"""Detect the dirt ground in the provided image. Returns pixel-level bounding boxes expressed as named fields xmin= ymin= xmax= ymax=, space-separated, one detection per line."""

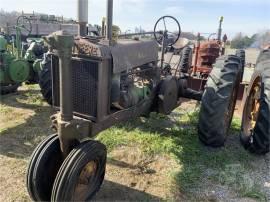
xmin=0 ymin=85 xmax=269 ymax=202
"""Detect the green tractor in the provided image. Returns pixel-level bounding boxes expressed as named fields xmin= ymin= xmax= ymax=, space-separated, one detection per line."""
xmin=0 ymin=34 xmax=27 ymax=94
xmin=0 ymin=16 xmax=46 ymax=94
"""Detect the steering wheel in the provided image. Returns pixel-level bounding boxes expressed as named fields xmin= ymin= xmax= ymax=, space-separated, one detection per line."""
xmin=208 ymin=33 xmax=216 ymax=41
xmin=154 ymin=15 xmax=181 ymax=46
xmin=16 ymin=15 xmax=32 ymax=36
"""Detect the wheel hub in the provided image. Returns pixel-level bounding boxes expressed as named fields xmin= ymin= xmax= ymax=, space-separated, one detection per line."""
xmin=242 ymin=76 xmax=261 ymax=136
xmin=74 ymin=160 xmax=98 ymax=200
xmin=249 ymin=83 xmax=261 ymax=131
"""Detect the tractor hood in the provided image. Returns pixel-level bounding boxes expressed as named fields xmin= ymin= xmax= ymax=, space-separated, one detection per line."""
xmin=73 ymin=37 xmax=159 ymax=73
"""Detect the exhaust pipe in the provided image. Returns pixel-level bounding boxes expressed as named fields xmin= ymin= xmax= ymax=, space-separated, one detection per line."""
xmin=77 ymin=0 xmax=88 ymax=36
xmin=106 ymin=0 xmax=113 ymax=45
xmin=217 ymin=16 xmax=223 ymax=42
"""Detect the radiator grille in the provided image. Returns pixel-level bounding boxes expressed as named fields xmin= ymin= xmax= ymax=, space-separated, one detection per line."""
xmin=51 ymin=56 xmax=99 ymax=119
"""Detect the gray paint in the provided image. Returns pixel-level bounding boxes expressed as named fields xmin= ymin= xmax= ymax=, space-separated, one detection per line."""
xmin=77 ymin=0 xmax=88 ymax=36
xmin=110 ymin=39 xmax=159 ymax=73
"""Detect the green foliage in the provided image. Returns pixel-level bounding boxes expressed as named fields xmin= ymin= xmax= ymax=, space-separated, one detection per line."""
xmin=230 ymin=33 xmax=256 ymax=49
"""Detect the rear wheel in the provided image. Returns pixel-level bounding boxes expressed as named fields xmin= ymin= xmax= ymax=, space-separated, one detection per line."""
xmin=39 ymin=59 xmax=52 ymax=105
xmin=198 ymin=55 xmax=241 ymax=147
xmin=0 ymin=83 xmax=20 ymax=95
xmin=179 ymin=46 xmax=192 ymax=73
xmin=236 ymin=49 xmax=245 ymax=81
xmin=240 ymin=59 xmax=270 ymax=154
xmin=256 ymin=48 xmax=270 ymax=65
xmin=26 ymin=64 xmax=39 ymax=84
xmin=51 ymin=140 xmax=107 ymax=201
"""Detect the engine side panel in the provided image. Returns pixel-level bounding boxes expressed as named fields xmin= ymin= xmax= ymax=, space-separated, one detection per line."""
xmin=111 ymin=40 xmax=159 ymax=73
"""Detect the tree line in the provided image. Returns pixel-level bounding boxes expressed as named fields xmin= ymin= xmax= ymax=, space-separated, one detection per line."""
xmin=230 ymin=31 xmax=270 ymax=49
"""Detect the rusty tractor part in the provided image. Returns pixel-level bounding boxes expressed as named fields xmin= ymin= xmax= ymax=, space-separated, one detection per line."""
xmin=191 ymin=17 xmax=225 ymax=78
xmin=26 ymin=0 xmax=184 ymax=199
xmin=188 ymin=35 xmax=246 ymax=105
xmin=240 ymin=56 xmax=270 ymax=154
xmin=185 ymin=17 xmax=249 ymax=105
xmin=192 ymin=39 xmax=221 ymax=76
xmin=198 ymin=55 xmax=241 ymax=147
xmin=186 ymin=17 xmax=228 ymax=96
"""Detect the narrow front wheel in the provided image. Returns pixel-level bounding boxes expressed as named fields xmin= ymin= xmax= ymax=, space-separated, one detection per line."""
xmin=51 ymin=140 xmax=107 ymax=201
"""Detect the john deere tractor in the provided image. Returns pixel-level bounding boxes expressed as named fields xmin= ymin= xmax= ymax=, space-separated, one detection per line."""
xmin=0 ymin=34 xmax=28 ymax=94
xmin=0 ymin=16 xmax=46 ymax=94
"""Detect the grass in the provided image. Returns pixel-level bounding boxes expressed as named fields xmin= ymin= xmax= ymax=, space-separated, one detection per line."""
xmin=0 ymin=84 xmax=268 ymax=201
xmin=97 ymin=107 xmax=267 ymax=200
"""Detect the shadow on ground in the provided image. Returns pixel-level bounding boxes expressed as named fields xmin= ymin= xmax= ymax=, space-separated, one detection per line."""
xmin=94 ymin=180 xmax=162 ymax=201
xmin=0 ymin=86 xmax=164 ymax=201
xmin=111 ymin=107 xmax=269 ymax=201
xmin=0 ymin=89 xmax=54 ymax=159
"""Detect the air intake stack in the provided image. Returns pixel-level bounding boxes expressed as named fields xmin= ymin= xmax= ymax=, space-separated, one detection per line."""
xmin=77 ymin=0 xmax=88 ymax=36
xmin=106 ymin=0 xmax=113 ymax=45
xmin=217 ymin=16 xmax=223 ymax=42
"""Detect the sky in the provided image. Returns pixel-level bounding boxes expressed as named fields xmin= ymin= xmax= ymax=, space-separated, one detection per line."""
xmin=0 ymin=0 xmax=269 ymax=38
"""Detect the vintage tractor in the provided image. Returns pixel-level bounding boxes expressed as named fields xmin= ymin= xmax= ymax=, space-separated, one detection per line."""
xmin=171 ymin=17 xmax=246 ymax=146
xmin=26 ymin=0 xmax=242 ymax=200
xmin=185 ymin=16 xmax=245 ymax=90
xmin=191 ymin=17 xmax=226 ymax=77
xmin=24 ymin=38 xmax=48 ymax=83
xmin=0 ymin=16 xmax=44 ymax=94
xmin=0 ymin=15 xmax=46 ymax=94
xmin=0 ymin=35 xmax=25 ymax=94
xmin=176 ymin=17 xmax=246 ymax=97
xmin=240 ymin=46 xmax=270 ymax=154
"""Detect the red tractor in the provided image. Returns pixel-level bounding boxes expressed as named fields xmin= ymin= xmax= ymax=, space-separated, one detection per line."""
xmin=176 ymin=17 xmax=246 ymax=101
xmin=185 ymin=17 xmax=226 ymax=83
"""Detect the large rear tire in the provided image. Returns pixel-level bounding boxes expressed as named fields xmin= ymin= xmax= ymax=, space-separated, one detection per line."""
xmin=179 ymin=46 xmax=192 ymax=73
xmin=26 ymin=64 xmax=39 ymax=84
xmin=51 ymin=140 xmax=107 ymax=201
xmin=236 ymin=49 xmax=245 ymax=81
xmin=256 ymin=48 xmax=270 ymax=65
xmin=240 ymin=59 xmax=270 ymax=154
xmin=198 ymin=55 xmax=241 ymax=147
xmin=39 ymin=59 xmax=52 ymax=105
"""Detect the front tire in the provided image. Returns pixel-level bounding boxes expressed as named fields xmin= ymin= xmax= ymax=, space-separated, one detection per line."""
xmin=198 ymin=55 xmax=241 ymax=147
xmin=26 ymin=134 xmax=61 ymax=201
xmin=51 ymin=140 xmax=107 ymax=201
